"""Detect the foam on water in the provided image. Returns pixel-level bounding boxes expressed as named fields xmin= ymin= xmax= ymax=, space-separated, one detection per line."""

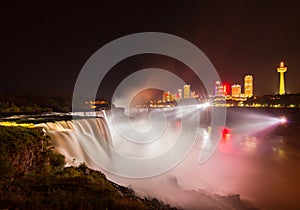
xmin=39 ymin=109 xmax=300 ymax=210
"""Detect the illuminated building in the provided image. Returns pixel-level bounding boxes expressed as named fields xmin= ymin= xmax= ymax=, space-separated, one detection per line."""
xmin=183 ymin=85 xmax=190 ymax=99
xmin=170 ymin=94 xmax=176 ymax=101
xmin=244 ymin=75 xmax=253 ymax=97
xmin=191 ymin=91 xmax=199 ymax=98
xmin=163 ymin=91 xmax=170 ymax=102
xmin=277 ymin=61 xmax=287 ymax=95
xmin=85 ymin=100 xmax=109 ymax=110
xmin=231 ymin=84 xmax=241 ymax=97
xmin=222 ymin=83 xmax=230 ymax=96
xmin=177 ymin=89 xmax=182 ymax=99
xmin=240 ymin=93 xmax=246 ymax=98
xmin=214 ymin=81 xmax=224 ymax=96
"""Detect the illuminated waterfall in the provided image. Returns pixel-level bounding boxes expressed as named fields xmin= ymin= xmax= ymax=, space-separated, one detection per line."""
xmin=36 ymin=109 xmax=300 ymax=210
xmin=39 ymin=117 xmax=112 ymax=167
xmin=37 ymin=106 xmax=211 ymax=178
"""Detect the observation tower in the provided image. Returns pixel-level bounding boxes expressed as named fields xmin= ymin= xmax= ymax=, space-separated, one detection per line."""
xmin=277 ymin=61 xmax=287 ymax=95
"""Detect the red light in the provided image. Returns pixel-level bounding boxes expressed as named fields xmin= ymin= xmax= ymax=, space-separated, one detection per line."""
xmin=222 ymin=127 xmax=230 ymax=136
xmin=222 ymin=83 xmax=230 ymax=95
xmin=221 ymin=127 xmax=231 ymax=142
xmin=219 ymin=127 xmax=234 ymax=153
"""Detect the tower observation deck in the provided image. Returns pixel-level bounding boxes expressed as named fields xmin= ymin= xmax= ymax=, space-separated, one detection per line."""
xmin=277 ymin=61 xmax=287 ymax=95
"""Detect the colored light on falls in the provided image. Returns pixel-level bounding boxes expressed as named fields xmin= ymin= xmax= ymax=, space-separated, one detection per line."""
xmin=35 ymin=108 xmax=300 ymax=210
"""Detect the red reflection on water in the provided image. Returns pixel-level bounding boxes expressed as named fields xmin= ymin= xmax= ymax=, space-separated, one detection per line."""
xmin=222 ymin=127 xmax=231 ymax=142
xmin=219 ymin=127 xmax=234 ymax=154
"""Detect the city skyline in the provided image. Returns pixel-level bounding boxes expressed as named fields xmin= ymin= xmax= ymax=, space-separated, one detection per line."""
xmin=157 ymin=73 xmax=253 ymax=102
xmin=153 ymin=62 xmax=287 ymax=104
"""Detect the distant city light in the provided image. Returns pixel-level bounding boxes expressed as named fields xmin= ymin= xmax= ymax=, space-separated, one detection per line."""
xmin=223 ymin=83 xmax=230 ymax=95
xmin=0 ymin=121 xmax=35 ymax=128
xmin=231 ymin=84 xmax=241 ymax=97
xmin=196 ymin=102 xmax=210 ymax=109
xmin=244 ymin=75 xmax=253 ymax=97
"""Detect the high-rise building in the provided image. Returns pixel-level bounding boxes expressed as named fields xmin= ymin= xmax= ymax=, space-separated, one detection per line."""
xmin=244 ymin=75 xmax=253 ymax=97
xmin=163 ymin=91 xmax=170 ymax=102
xmin=231 ymin=84 xmax=241 ymax=97
xmin=191 ymin=91 xmax=199 ymax=98
xmin=170 ymin=94 xmax=176 ymax=101
xmin=177 ymin=89 xmax=182 ymax=99
xmin=277 ymin=61 xmax=287 ymax=95
xmin=222 ymin=83 xmax=230 ymax=96
xmin=214 ymin=81 xmax=224 ymax=96
xmin=183 ymin=85 xmax=190 ymax=99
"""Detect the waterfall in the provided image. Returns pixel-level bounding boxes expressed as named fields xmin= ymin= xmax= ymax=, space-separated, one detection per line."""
xmin=37 ymin=107 xmax=208 ymax=178
xmin=36 ymin=109 xmax=300 ymax=209
xmin=35 ymin=101 xmax=225 ymax=179
xmin=39 ymin=117 xmax=112 ymax=168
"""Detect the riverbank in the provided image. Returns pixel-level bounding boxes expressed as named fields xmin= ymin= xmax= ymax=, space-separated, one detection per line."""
xmin=0 ymin=125 xmax=177 ymax=209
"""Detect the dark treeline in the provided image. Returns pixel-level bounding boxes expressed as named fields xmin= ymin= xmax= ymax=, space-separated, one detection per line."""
xmin=244 ymin=93 xmax=300 ymax=107
xmin=221 ymin=93 xmax=300 ymax=107
xmin=0 ymin=92 xmax=113 ymax=114
xmin=0 ymin=92 xmax=72 ymax=113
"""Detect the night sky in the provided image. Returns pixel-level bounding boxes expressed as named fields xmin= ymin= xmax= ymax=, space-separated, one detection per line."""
xmin=2 ymin=2 xmax=300 ymax=99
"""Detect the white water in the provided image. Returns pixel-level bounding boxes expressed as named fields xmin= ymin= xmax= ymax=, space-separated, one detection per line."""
xmin=40 ymin=118 xmax=112 ymax=167
xmin=39 ymin=115 xmax=236 ymax=209
xmin=38 ymin=111 xmax=300 ymax=210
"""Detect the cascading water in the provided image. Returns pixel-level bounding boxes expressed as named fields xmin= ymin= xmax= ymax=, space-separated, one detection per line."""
xmin=39 ymin=107 xmax=210 ymax=178
xmin=38 ymin=108 xmax=300 ymax=210
xmin=38 ymin=110 xmax=238 ymax=209
xmin=40 ymin=117 xmax=112 ymax=167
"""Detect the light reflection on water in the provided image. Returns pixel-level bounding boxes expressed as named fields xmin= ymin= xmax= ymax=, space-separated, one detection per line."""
xmin=22 ymin=108 xmax=300 ymax=210
xmin=106 ymin=113 xmax=300 ymax=210
xmin=208 ymin=126 xmax=300 ymax=210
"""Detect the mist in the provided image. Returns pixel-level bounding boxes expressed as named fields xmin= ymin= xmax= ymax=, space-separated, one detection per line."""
xmin=40 ymin=107 xmax=300 ymax=210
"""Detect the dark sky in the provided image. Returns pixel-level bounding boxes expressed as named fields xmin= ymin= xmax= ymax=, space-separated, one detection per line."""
xmin=1 ymin=1 xmax=300 ymax=99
